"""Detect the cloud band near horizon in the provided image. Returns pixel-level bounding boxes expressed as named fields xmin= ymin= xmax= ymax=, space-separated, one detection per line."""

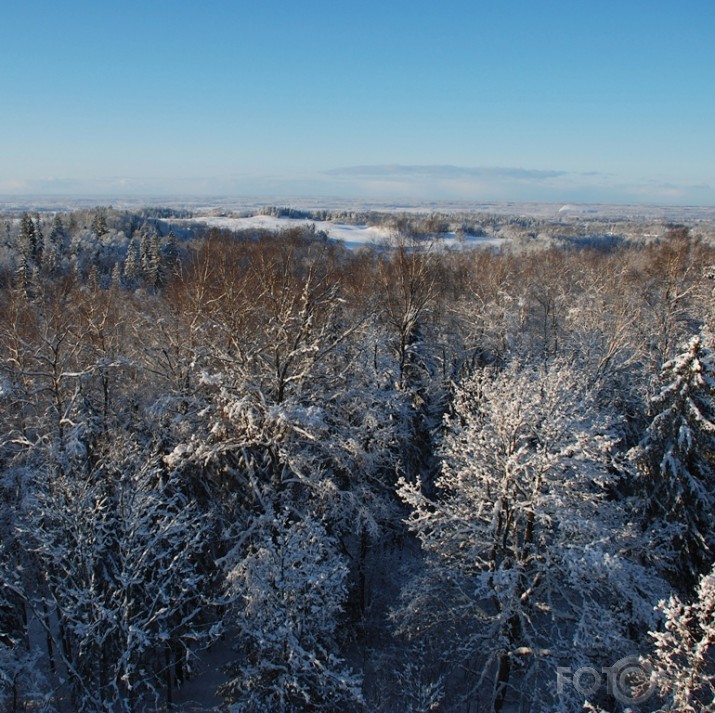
xmin=0 ymin=165 xmax=712 ymax=206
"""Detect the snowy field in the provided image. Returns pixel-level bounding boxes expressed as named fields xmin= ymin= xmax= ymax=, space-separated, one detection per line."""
xmin=182 ymin=214 xmax=507 ymax=250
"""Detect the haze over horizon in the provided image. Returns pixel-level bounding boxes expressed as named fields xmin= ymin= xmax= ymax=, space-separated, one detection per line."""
xmin=2 ymin=1 xmax=714 ymax=206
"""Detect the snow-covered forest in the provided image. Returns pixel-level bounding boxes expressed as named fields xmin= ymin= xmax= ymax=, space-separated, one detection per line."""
xmin=1 ymin=205 xmax=715 ymax=712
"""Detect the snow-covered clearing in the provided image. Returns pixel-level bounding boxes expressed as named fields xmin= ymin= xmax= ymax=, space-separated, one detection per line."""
xmin=181 ymin=214 xmax=506 ymax=250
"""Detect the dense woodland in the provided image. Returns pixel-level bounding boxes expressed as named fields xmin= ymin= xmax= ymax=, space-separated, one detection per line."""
xmin=1 ymin=207 xmax=715 ymax=712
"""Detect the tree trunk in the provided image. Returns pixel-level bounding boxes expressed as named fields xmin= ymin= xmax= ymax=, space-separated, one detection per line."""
xmin=165 ymin=644 xmax=173 ymax=708
xmin=358 ymin=529 xmax=368 ymax=616
xmin=40 ymin=600 xmax=55 ymax=675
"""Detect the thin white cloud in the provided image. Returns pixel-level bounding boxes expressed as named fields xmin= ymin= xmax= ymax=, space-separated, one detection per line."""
xmin=322 ymin=165 xmax=714 ymax=205
xmin=326 ymin=165 xmax=569 ymax=181
xmin=0 ymin=166 xmax=712 ymax=206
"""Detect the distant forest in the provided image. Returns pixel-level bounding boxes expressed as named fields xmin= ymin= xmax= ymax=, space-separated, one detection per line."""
xmin=1 ymin=207 xmax=715 ymax=712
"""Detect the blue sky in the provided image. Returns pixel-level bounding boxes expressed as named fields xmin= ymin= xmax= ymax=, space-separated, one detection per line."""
xmin=1 ymin=1 xmax=714 ymax=205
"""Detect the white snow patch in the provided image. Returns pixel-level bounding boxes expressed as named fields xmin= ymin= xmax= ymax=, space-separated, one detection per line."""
xmin=184 ymin=214 xmax=393 ymax=249
xmin=0 ymin=376 xmax=11 ymax=398
xmin=180 ymin=215 xmax=505 ymax=251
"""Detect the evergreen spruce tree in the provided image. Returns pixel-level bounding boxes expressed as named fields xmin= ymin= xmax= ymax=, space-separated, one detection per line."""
xmin=42 ymin=225 xmax=58 ymax=275
xmin=16 ymin=251 xmax=32 ymax=294
xmin=18 ymin=213 xmax=37 ymax=267
xmin=91 ymin=209 xmax=108 ymax=239
xmin=631 ymin=334 xmax=715 ymax=585
xmin=123 ymin=238 xmax=141 ymax=286
xmin=87 ymin=265 xmax=100 ymax=291
xmin=147 ymin=234 xmax=164 ymax=289
xmin=33 ymin=215 xmax=43 ymax=266
xmin=648 ymin=563 xmax=715 ymax=711
xmin=49 ymin=214 xmax=65 ymax=248
xmin=139 ymin=230 xmax=152 ymax=275
xmin=110 ymin=261 xmax=123 ymax=289
xmin=163 ymin=231 xmax=180 ymax=277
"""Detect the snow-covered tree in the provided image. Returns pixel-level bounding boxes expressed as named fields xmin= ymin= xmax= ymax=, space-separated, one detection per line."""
xmin=220 ymin=509 xmax=364 ymax=712
xmin=648 ymin=564 xmax=715 ymax=711
xmin=630 ymin=333 xmax=715 ymax=585
xmin=26 ymin=447 xmax=215 ymax=712
xmin=17 ymin=213 xmax=38 ymax=267
xmin=42 ymin=223 xmax=60 ymax=275
xmin=33 ymin=215 xmax=44 ymax=267
xmin=145 ymin=234 xmax=164 ymax=289
xmin=110 ymin=260 xmax=123 ymax=288
xmin=123 ymin=237 xmax=141 ymax=285
xmin=397 ymin=359 xmax=664 ymax=712
xmin=375 ymin=237 xmax=437 ymax=391
xmin=91 ymin=209 xmax=108 ymax=239
xmin=162 ymin=230 xmax=180 ymax=276
xmin=0 ymin=540 xmax=54 ymax=713
xmin=48 ymin=214 xmax=65 ymax=247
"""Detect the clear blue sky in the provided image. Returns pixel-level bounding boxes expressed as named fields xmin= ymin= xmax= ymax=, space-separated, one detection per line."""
xmin=2 ymin=0 xmax=714 ymax=205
